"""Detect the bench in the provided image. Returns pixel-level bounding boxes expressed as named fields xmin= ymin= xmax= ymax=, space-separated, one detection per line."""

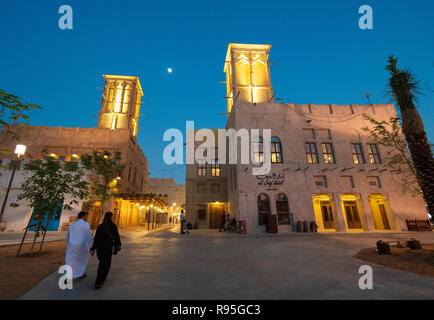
xmin=405 ymin=219 xmax=434 ymax=231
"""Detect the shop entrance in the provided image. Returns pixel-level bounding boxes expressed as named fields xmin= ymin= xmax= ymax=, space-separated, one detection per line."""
xmin=209 ymin=203 xmax=223 ymax=229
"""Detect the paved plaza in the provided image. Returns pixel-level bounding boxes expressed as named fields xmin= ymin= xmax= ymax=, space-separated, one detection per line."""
xmin=21 ymin=226 xmax=434 ymax=300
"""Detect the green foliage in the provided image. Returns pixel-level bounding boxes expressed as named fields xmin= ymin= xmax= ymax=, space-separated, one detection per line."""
xmin=80 ymin=150 xmax=125 ymax=206
xmin=361 ymin=114 xmax=420 ymax=196
xmin=10 ymin=155 xmax=89 ymax=230
xmin=0 ymin=89 xmax=41 ymax=146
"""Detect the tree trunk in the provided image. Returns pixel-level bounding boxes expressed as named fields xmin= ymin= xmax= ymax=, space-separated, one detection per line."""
xmin=401 ymin=108 xmax=434 ymax=215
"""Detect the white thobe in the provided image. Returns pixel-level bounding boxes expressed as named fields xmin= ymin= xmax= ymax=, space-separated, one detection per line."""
xmin=65 ymin=219 xmax=93 ymax=279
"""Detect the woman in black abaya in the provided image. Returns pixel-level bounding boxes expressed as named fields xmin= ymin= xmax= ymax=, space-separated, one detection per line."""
xmin=90 ymin=211 xmax=121 ymax=289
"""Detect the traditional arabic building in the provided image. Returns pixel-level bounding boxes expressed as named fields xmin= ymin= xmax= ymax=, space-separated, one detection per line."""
xmin=185 ymin=43 xmax=428 ymax=233
xmin=0 ymin=75 xmax=155 ymax=231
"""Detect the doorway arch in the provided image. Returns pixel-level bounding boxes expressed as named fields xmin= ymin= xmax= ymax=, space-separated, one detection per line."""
xmin=276 ymin=193 xmax=290 ymax=224
xmin=257 ymin=193 xmax=271 ymax=225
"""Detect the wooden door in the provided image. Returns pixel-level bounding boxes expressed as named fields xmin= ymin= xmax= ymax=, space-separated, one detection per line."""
xmin=344 ymin=201 xmax=362 ymax=229
xmin=379 ymin=204 xmax=390 ymax=230
xmin=320 ymin=201 xmax=335 ymax=229
xmin=209 ymin=205 xmax=222 ymax=229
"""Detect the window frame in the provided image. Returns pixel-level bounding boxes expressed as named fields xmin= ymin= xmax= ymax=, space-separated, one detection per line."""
xmin=211 ymin=159 xmax=220 ymax=177
xmin=271 ymin=137 xmax=283 ymax=163
xmin=351 ymin=143 xmax=365 ymax=164
xmin=321 ymin=143 xmax=335 ymax=164
xmin=305 ymin=142 xmax=319 ymax=164
xmin=367 ymin=143 xmax=382 ymax=164
xmin=197 ymin=160 xmax=207 ymax=177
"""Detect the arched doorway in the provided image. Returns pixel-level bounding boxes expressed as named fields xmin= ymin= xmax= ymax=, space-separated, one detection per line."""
xmin=276 ymin=193 xmax=290 ymax=224
xmin=257 ymin=193 xmax=271 ymax=225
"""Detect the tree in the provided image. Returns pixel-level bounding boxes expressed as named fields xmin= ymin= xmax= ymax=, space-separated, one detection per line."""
xmin=385 ymin=55 xmax=434 ymax=215
xmin=0 ymin=89 xmax=41 ymax=152
xmin=362 ymin=114 xmax=421 ymax=196
xmin=81 ymin=150 xmax=125 ymax=227
xmin=10 ymin=155 xmax=88 ymax=255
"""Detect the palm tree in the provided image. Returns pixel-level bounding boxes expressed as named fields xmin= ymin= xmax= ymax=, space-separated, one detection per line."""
xmin=386 ymin=55 xmax=434 ymax=217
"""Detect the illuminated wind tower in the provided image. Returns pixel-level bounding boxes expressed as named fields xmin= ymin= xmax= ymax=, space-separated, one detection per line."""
xmin=224 ymin=43 xmax=273 ymax=114
xmin=98 ymin=75 xmax=143 ymax=137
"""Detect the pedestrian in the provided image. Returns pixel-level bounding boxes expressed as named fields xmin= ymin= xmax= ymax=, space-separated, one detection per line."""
xmin=219 ymin=211 xmax=226 ymax=232
xmin=180 ymin=210 xmax=186 ymax=234
xmin=169 ymin=216 xmax=172 ymax=224
xmin=65 ymin=211 xmax=92 ymax=281
xmin=90 ymin=212 xmax=121 ymax=289
xmin=225 ymin=213 xmax=230 ymax=231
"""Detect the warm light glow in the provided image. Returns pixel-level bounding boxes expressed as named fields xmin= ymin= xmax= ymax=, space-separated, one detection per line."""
xmin=136 ymin=203 xmax=139 ymax=207
xmin=116 ymin=176 xmax=121 ymax=180
xmin=71 ymin=153 xmax=80 ymax=158
xmin=173 ymin=202 xmax=176 ymax=206
xmin=104 ymin=155 xmax=109 ymax=159
xmin=49 ymin=153 xmax=57 ymax=158
xmin=150 ymin=204 xmax=154 ymax=208
xmin=15 ymin=144 xmax=26 ymax=157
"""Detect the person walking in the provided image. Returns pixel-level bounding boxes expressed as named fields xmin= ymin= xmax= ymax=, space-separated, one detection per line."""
xmin=180 ymin=210 xmax=186 ymax=234
xmin=65 ymin=211 xmax=93 ymax=281
xmin=169 ymin=216 xmax=172 ymax=224
xmin=219 ymin=211 xmax=226 ymax=232
xmin=90 ymin=212 xmax=121 ymax=289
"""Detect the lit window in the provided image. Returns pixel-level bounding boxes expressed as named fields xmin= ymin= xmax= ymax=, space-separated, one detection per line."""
xmin=351 ymin=143 xmax=365 ymax=164
xmin=271 ymin=137 xmax=283 ymax=163
xmin=211 ymin=159 xmax=220 ymax=177
xmin=321 ymin=143 xmax=335 ymax=164
xmin=305 ymin=143 xmax=318 ymax=163
xmin=367 ymin=144 xmax=382 ymax=164
xmin=253 ymin=137 xmax=263 ymax=163
xmin=197 ymin=160 xmax=207 ymax=177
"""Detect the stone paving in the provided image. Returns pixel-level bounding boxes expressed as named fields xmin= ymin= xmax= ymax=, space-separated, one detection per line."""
xmin=21 ymin=226 xmax=434 ymax=300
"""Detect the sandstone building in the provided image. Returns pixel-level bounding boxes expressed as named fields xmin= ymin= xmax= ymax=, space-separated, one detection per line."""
xmin=185 ymin=43 xmax=428 ymax=233
xmin=0 ymin=75 xmax=154 ymax=231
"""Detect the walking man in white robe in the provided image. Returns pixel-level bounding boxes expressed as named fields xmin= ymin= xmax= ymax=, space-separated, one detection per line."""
xmin=65 ymin=211 xmax=93 ymax=280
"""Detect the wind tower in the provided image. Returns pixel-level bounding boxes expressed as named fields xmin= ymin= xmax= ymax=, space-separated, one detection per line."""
xmin=224 ymin=43 xmax=273 ymax=114
xmin=98 ymin=75 xmax=143 ymax=138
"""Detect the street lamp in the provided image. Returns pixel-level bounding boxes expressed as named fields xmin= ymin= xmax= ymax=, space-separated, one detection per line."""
xmin=0 ymin=144 xmax=26 ymax=226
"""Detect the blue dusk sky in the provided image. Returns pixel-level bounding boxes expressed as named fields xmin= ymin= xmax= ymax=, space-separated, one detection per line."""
xmin=0 ymin=0 xmax=433 ymax=184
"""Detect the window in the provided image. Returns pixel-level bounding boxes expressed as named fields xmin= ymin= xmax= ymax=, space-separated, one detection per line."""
xmin=305 ymin=143 xmax=318 ymax=163
xmin=351 ymin=143 xmax=365 ymax=164
xmin=211 ymin=183 xmax=221 ymax=193
xmin=340 ymin=176 xmax=355 ymax=188
xmin=252 ymin=137 xmax=263 ymax=163
xmin=271 ymin=137 xmax=283 ymax=163
xmin=198 ymin=208 xmax=206 ymax=220
xmin=257 ymin=193 xmax=271 ymax=225
xmin=303 ymin=128 xmax=315 ymax=140
xmin=367 ymin=144 xmax=381 ymax=164
xmin=276 ymin=193 xmax=290 ymax=225
xmin=368 ymin=176 xmax=382 ymax=188
xmin=211 ymin=159 xmax=220 ymax=177
xmin=197 ymin=161 xmax=207 ymax=176
xmin=196 ymin=183 xmax=207 ymax=193
xmin=314 ymin=176 xmax=328 ymax=188
xmin=321 ymin=143 xmax=335 ymax=164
